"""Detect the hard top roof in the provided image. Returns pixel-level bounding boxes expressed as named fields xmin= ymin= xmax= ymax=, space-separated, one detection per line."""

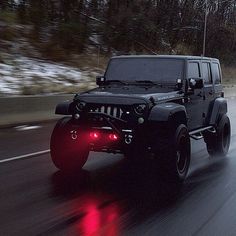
xmin=111 ymin=55 xmax=219 ymax=62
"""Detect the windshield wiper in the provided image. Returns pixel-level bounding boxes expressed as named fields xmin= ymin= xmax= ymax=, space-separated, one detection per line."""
xmin=107 ymin=80 xmax=128 ymax=85
xmin=135 ymin=80 xmax=161 ymax=86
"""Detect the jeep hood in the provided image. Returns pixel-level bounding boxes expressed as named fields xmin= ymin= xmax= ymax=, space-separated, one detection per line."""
xmin=75 ymin=86 xmax=183 ymax=105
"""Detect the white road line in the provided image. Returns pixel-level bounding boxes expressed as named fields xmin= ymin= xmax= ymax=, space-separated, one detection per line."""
xmin=0 ymin=150 xmax=50 ymax=164
xmin=14 ymin=125 xmax=42 ymax=131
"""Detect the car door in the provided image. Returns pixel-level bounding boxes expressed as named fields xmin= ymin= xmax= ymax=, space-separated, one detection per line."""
xmin=211 ymin=61 xmax=223 ymax=98
xmin=185 ymin=61 xmax=204 ymax=130
xmin=201 ymin=61 xmax=214 ymax=125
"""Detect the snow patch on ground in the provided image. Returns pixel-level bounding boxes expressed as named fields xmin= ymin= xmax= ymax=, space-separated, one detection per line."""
xmin=0 ymin=56 xmax=94 ymax=95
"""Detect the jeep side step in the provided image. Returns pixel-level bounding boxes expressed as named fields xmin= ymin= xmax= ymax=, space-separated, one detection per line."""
xmin=189 ymin=126 xmax=216 ymax=140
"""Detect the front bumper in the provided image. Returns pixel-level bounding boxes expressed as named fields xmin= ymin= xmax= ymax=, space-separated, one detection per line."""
xmin=85 ymin=112 xmax=135 ymax=153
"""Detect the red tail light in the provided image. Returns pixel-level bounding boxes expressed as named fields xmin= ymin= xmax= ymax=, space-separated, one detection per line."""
xmin=108 ymin=134 xmax=118 ymax=141
xmin=90 ymin=132 xmax=100 ymax=140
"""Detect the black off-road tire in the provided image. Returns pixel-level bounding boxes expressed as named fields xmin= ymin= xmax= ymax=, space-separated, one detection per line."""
xmin=204 ymin=115 xmax=231 ymax=157
xmin=157 ymin=124 xmax=191 ymax=183
xmin=50 ymin=117 xmax=89 ymax=173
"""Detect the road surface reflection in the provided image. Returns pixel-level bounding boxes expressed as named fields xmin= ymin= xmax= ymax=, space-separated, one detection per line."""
xmin=50 ymin=159 xmax=186 ymax=235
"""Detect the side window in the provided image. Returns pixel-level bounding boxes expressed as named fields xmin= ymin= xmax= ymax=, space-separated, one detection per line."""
xmin=202 ymin=62 xmax=212 ymax=84
xmin=188 ymin=62 xmax=200 ymax=78
xmin=212 ymin=63 xmax=221 ymax=84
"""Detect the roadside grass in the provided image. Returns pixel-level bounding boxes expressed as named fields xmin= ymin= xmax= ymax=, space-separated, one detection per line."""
xmin=20 ymin=73 xmax=97 ymax=95
xmin=222 ymin=65 xmax=236 ymax=86
xmin=0 ymin=11 xmax=17 ymax=24
xmin=69 ymin=53 xmax=109 ymax=71
xmin=17 ymin=52 xmax=107 ymax=95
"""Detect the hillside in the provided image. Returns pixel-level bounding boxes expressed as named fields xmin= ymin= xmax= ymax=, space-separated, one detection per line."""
xmin=0 ymin=1 xmax=236 ymax=95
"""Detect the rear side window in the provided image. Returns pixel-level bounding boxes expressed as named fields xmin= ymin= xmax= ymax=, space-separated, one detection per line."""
xmin=188 ymin=62 xmax=200 ymax=78
xmin=212 ymin=63 xmax=221 ymax=84
xmin=202 ymin=62 xmax=212 ymax=84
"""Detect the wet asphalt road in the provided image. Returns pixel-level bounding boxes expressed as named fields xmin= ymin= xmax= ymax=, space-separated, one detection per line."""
xmin=0 ymin=98 xmax=236 ymax=236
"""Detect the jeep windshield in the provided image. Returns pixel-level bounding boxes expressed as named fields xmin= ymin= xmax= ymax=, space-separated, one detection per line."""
xmin=105 ymin=57 xmax=184 ymax=84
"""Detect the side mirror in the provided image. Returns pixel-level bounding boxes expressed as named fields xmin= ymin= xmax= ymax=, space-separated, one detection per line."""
xmin=96 ymin=76 xmax=105 ymax=86
xmin=189 ymin=78 xmax=204 ymax=90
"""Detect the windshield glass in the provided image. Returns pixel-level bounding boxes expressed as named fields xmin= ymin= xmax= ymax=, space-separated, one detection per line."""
xmin=105 ymin=58 xmax=184 ymax=83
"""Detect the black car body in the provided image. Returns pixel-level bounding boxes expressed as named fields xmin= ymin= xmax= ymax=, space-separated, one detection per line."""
xmin=51 ymin=55 xmax=231 ymax=182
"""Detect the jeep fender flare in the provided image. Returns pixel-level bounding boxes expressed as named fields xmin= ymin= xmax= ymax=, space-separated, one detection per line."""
xmin=55 ymin=101 xmax=73 ymax=115
xmin=208 ymin=97 xmax=227 ymax=125
xmin=148 ymin=103 xmax=187 ymax=125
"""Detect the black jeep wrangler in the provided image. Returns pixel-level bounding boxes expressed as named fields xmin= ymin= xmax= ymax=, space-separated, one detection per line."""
xmin=50 ymin=55 xmax=231 ymax=182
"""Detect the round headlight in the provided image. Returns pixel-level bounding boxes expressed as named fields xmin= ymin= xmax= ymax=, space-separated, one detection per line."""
xmin=76 ymin=101 xmax=86 ymax=111
xmin=134 ymin=104 xmax=146 ymax=115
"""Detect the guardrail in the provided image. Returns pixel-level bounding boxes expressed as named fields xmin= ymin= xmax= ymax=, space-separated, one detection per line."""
xmin=0 ymin=94 xmax=73 ymax=127
xmin=0 ymin=87 xmax=235 ymax=127
xmin=224 ymin=86 xmax=236 ymax=97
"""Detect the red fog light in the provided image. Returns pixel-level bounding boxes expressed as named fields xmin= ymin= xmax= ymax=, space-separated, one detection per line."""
xmin=109 ymin=134 xmax=118 ymax=141
xmin=90 ymin=132 xmax=100 ymax=140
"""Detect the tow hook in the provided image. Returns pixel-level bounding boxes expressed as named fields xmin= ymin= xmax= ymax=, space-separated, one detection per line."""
xmin=70 ymin=130 xmax=78 ymax=140
xmin=125 ymin=134 xmax=133 ymax=144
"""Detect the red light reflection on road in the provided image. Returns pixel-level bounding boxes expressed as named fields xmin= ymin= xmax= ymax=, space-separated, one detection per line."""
xmin=74 ymin=196 xmax=120 ymax=236
xmin=82 ymin=203 xmax=100 ymax=235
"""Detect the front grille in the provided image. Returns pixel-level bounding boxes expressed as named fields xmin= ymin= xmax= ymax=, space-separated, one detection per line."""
xmin=90 ymin=105 xmax=124 ymax=119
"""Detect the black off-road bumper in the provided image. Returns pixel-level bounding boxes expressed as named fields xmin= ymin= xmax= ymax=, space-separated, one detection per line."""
xmin=84 ymin=112 xmax=135 ymax=153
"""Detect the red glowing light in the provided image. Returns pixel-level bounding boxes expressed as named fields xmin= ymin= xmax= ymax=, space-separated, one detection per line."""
xmin=75 ymin=198 xmax=120 ymax=236
xmin=90 ymin=132 xmax=100 ymax=139
xmin=109 ymin=134 xmax=118 ymax=141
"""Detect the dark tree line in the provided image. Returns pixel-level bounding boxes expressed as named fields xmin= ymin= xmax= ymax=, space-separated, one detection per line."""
xmin=1 ymin=0 xmax=236 ymax=63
